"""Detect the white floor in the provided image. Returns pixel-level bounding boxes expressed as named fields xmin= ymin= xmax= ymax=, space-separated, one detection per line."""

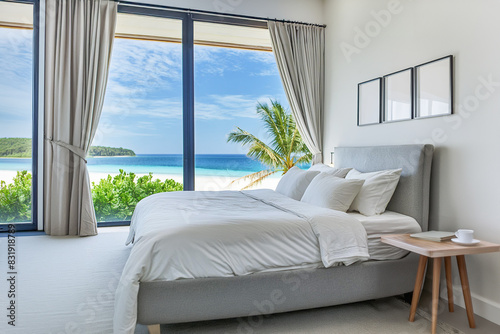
xmin=0 ymin=227 xmax=131 ymax=333
xmin=1 ymin=228 xmax=499 ymax=334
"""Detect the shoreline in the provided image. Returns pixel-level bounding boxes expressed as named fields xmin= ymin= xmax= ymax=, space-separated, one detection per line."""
xmin=88 ymin=155 xmax=135 ymax=158
xmin=0 ymin=170 xmax=280 ymax=191
xmin=0 ymin=157 xmax=31 ymax=159
xmin=88 ymin=172 xmax=279 ymax=191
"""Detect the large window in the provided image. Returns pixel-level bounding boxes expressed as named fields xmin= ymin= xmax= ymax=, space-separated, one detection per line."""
xmin=0 ymin=0 xmax=37 ymax=231
xmin=91 ymin=8 xmax=290 ymax=225
xmin=0 ymin=3 xmax=308 ymax=231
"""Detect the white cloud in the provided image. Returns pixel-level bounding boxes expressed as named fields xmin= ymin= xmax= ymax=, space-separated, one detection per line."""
xmin=97 ymin=39 xmax=288 ymax=136
xmin=108 ymin=38 xmax=182 ymax=91
xmin=102 ymin=95 xmax=182 ymax=120
xmin=253 ymin=68 xmax=279 ymax=76
xmin=194 ymin=46 xmax=245 ymax=76
xmin=100 ymin=93 xmax=283 ymax=123
xmin=249 ymin=51 xmax=276 ymax=64
xmin=0 ymin=28 xmax=33 ymax=137
xmin=195 ymin=94 xmax=281 ymax=120
xmin=92 ymin=124 xmax=156 ymax=146
xmin=0 ymin=28 xmax=32 ymax=83
xmin=193 ymin=46 xmax=278 ymax=77
xmin=249 ymin=51 xmax=280 ymax=76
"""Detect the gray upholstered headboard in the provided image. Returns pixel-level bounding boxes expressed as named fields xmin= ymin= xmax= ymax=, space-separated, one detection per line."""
xmin=334 ymin=144 xmax=434 ymax=231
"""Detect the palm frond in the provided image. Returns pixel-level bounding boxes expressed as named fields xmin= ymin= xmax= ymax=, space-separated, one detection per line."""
xmin=227 ymin=128 xmax=282 ymax=167
xmin=240 ymin=170 xmax=279 ymax=190
xmin=256 ymin=102 xmax=286 ymax=153
xmin=228 ymin=169 xmax=277 ymax=186
xmin=227 ymin=99 xmax=312 ymax=180
xmin=294 ymin=152 xmax=313 ymax=165
xmin=286 ymin=127 xmax=300 ymax=168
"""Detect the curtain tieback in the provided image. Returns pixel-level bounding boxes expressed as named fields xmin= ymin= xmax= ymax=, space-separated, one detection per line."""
xmin=45 ymin=137 xmax=87 ymax=163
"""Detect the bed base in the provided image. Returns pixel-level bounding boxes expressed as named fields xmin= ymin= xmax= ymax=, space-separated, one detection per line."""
xmin=137 ymin=253 xmax=419 ymax=325
xmin=136 ymin=144 xmax=433 ymax=328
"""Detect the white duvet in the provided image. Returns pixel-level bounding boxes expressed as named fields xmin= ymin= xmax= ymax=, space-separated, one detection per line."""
xmin=114 ymin=189 xmax=369 ymax=333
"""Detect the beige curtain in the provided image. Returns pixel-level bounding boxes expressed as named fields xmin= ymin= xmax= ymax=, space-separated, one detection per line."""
xmin=44 ymin=0 xmax=117 ymax=236
xmin=268 ymin=21 xmax=325 ymax=164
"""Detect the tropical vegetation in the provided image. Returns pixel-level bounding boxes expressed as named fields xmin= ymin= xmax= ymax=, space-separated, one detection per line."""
xmin=0 ymin=170 xmax=182 ymax=223
xmin=0 ymin=138 xmax=32 ymax=158
xmin=227 ymin=100 xmax=311 ymax=189
xmin=0 ymin=171 xmax=32 ymax=222
xmin=0 ymin=138 xmax=135 ymax=157
xmin=91 ymin=169 xmax=182 ymax=221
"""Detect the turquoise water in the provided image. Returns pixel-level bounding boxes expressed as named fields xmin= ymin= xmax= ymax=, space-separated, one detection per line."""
xmin=0 ymin=154 xmax=310 ymax=178
xmin=0 ymin=158 xmax=32 ymax=172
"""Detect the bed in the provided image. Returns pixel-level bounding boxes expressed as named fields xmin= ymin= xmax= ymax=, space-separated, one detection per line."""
xmin=114 ymin=144 xmax=434 ymax=333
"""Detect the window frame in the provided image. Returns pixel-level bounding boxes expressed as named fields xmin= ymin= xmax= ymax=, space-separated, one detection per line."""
xmin=97 ymin=5 xmax=269 ymax=227
xmin=0 ymin=2 xmax=274 ymax=230
xmin=0 ymin=0 xmax=39 ymax=232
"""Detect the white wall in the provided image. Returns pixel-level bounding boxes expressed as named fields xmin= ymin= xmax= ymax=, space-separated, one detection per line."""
xmin=324 ymin=0 xmax=500 ymax=325
xmin=132 ymin=0 xmax=325 ymax=25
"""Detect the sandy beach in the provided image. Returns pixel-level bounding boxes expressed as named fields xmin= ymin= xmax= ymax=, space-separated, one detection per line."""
xmin=87 ymin=172 xmax=280 ymax=191
xmin=0 ymin=170 xmax=19 ymax=185
xmin=0 ymin=170 xmax=280 ymax=191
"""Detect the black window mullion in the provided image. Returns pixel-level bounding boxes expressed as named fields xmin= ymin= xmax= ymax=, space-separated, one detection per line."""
xmin=182 ymin=14 xmax=195 ymax=191
xmin=30 ymin=0 xmax=40 ymax=231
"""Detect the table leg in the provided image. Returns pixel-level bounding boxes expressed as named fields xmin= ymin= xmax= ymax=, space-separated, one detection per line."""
xmin=456 ymin=255 xmax=476 ymax=328
xmin=431 ymin=257 xmax=442 ymax=334
xmin=444 ymin=256 xmax=454 ymax=312
xmin=409 ymin=255 xmax=428 ymax=322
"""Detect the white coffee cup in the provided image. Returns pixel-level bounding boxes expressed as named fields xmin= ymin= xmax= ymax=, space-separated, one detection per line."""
xmin=455 ymin=229 xmax=474 ymax=243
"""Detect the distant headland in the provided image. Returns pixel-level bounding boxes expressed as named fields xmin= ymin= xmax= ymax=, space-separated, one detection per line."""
xmin=0 ymin=138 xmax=135 ymax=158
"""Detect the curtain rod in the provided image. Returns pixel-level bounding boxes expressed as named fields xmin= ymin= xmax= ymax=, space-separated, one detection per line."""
xmin=118 ymin=1 xmax=327 ymax=28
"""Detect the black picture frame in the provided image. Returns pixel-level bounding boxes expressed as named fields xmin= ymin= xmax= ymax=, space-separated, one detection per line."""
xmin=414 ymin=55 xmax=453 ymax=119
xmin=357 ymin=77 xmax=382 ymax=126
xmin=382 ymin=67 xmax=413 ymax=123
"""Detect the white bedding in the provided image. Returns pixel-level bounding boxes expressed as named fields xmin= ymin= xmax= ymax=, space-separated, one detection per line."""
xmin=114 ymin=189 xmax=369 ymax=334
xmin=348 ymin=211 xmax=422 ymax=260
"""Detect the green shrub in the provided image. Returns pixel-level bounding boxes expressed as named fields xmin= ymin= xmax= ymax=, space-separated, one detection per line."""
xmin=0 ymin=170 xmax=183 ymax=223
xmin=0 ymin=171 xmax=32 ymax=222
xmin=91 ymin=169 xmax=183 ymax=221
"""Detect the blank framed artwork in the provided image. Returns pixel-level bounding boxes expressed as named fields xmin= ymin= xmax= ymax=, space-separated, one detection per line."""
xmin=383 ymin=68 xmax=413 ymax=123
xmin=415 ymin=55 xmax=453 ymax=118
xmin=357 ymin=78 xmax=381 ymax=126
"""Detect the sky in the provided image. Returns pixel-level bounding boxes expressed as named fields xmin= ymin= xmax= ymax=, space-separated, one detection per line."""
xmin=94 ymin=38 xmax=288 ymax=154
xmin=0 ymin=27 xmax=289 ymax=155
xmin=0 ymin=28 xmax=33 ymax=139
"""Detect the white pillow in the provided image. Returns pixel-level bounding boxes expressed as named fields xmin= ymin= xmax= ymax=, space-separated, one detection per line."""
xmin=308 ymin=163 xmax=352 ymax=178
xmin=275 ymin=167 xmax=320 ymax=200
xmin=346 ymin=168 xmax=403 ymax=216
xmin=301 ymin=174 xmax=365 ymax=212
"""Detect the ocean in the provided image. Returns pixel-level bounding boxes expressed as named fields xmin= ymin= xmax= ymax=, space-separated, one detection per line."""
xmin=0 ymin=154 xmax=310 ymax=178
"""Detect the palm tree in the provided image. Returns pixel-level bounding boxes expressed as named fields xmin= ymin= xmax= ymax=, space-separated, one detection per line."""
xmin=227 ymin=100 xmax=311 ymax=189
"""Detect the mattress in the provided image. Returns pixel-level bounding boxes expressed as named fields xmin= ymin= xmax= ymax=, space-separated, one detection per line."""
xmin=348 ymin=211 xmax=422 ymax=260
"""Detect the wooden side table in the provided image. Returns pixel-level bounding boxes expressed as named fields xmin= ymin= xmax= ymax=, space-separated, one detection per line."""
xmin=381 ymin=234 xmax=500 ymax=334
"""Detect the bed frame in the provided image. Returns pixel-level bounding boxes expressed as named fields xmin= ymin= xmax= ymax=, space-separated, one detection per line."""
xmin=135 ymin=144 xmax=434 ymax=329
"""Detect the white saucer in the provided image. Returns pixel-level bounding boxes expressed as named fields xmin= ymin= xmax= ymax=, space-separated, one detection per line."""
xmin=451 ymin=238 xmax=480 ymax=246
